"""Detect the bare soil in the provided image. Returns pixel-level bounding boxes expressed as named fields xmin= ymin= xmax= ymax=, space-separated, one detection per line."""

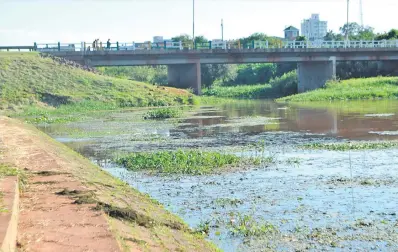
xmin=0 ymin=117 xmax=120 ymax=252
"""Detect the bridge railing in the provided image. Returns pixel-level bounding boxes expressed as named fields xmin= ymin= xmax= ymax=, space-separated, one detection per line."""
xmin=211 ymin=41 xmax=227 ymax=49
xmin=35 ymin=42 xmax=87 ymax=52
xmin=281 ymin=40 xmax=398 ymax=49
xmin=0 ymin=46 xmax=35 ymax=51
xmin=29 ymin=39 xmax=398 ymax=53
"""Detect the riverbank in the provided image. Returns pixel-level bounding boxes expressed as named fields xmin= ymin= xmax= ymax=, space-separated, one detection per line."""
xmin=0 ymin=52 xmax=197 ymax=115
xmin=0 ymin=116 xmax=218 ymax=251
xmin=277 ymin=76 xmax=398 ymax=102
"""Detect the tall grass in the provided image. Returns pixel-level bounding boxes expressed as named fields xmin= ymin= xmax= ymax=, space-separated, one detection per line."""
xmin=278 ymin=77 xmax=398 ymax=102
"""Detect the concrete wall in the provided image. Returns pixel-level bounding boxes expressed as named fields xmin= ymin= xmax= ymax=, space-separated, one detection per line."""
xmin=167 ymin=62 xmax=201 ymax=95
xmin=298 ymin=58 xmax=336 ymax=93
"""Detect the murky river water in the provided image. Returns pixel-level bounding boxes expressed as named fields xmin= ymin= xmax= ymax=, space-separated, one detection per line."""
xmin=38 ymin=100 xmax=398 ymax=251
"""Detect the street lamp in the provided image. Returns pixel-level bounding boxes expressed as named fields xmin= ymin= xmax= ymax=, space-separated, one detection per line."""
xmin=193 ymin=0 xmax=195 ymax=44
xmin=221 ymin=19 xmax=224 ymax=41
xmin=346 ymin=0 xmax=350 ymax=41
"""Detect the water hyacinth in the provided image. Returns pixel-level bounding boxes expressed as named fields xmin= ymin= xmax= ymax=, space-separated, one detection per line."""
xmin=115 ymin=149 xmax=261 ymax=175
xmin=143 ymin=108 xmax=182 ymax=120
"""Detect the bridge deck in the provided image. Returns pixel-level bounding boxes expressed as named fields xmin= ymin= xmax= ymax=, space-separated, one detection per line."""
xmin=48 ymin=47 xmax=398 ymax=66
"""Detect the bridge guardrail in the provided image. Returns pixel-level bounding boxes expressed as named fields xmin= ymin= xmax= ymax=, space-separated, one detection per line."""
xmin=27 ymin=39 xmax=398 ymax=53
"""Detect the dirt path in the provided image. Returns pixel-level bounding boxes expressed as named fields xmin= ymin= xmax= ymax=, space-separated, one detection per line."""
xmin=0 ymin=117 xmax=121 ymax=252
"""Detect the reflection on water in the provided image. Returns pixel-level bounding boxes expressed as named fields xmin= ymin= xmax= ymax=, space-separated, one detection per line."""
xmin=168 ymin=100 xmax=398 ymax=140
xmin=39 ymin=100 xmax=398 ymax=143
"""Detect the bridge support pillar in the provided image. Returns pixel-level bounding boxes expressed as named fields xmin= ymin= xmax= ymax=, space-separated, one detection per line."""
xmin=298 ymin=58 xmax=336 ymax=93
xmin=167 ymin=63 xmax=202 ymax=95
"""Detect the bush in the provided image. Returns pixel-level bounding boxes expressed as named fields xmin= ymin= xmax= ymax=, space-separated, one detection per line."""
xmin=269 ymin=71 xmax=298 ymax=97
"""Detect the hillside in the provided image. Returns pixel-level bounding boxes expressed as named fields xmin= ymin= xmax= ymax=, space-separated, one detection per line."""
xmin=0 ymin=53 xmax=195 ymax=112
xmin=277 ymin=77 xmax=398 ymax=102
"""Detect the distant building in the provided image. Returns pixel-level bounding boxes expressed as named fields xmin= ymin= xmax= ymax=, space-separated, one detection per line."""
xmin=301 ymin=14 xmax=327 ymax=41
xmin=153 ymin=36 xmax=164 ymax=43
xmin=284 ymin=26 xmax=299 ymax=40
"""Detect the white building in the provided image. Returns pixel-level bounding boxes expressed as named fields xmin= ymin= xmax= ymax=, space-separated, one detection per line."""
xmin=301 ymin=14 xmax=327 ymax=41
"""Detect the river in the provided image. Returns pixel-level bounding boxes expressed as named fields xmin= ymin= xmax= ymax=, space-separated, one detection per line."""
xmin=38 ymin=99 xmax=398 ymax=251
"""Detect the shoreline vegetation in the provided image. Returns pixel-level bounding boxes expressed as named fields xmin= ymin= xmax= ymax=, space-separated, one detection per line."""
xmin=203 ymin=71 xmax=297 ymax=99
xmin=300 ymin=141 xmax=398 ymax=151
xmin=277 ymin=77 xmax=398 ymax=102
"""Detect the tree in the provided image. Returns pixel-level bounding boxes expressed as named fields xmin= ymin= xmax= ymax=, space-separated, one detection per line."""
xmin=356 ymin=26 xmax=375 ymax=40
xmin=339 ymin=22 xmax=375 ymax=40
xmin=376 ymin=29 xmax=398 ymax=40
xmin=171 ymin=34 xmax=192 ymax=43
xmin=295 ymin=36 xmax=307 ymax=41
xmin=324 ymin=30 xmax=344 ymax=41
xmin=201 ymin=64 xmax=236 ymax=87
xmin=340 ymin=22 xmax=362 ymax=38
xmin=172 ymin=34 xmax=208 ymax=44
xmin=194 ymin=36 xmax=208 ymax=44
xmin=239 ymin=33 xmax=282 ymax=48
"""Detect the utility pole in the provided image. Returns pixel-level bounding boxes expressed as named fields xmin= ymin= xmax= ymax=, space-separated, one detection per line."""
xmin=346 ymin=0 xmax=350 ymax=41
xmin=193 ymin=0 xmax=195 ymax=45
xmin=221 ymin=19 xmax=224 ymax=41
xmin=360 ymin=0 xmax=364 ymax=28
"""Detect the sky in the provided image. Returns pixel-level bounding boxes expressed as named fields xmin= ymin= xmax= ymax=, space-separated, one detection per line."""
xmin=0 ymin=0 xmax=397 ymax=46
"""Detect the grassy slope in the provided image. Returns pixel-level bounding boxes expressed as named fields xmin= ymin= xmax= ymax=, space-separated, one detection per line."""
xmin=277 ymin=77 xmax=398 ymax=102
xmin=0 ymin=52 xmax=195 ymax=112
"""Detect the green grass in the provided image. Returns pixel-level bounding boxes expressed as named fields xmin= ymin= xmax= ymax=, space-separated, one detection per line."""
xmin=203 ymin=84 xmax=275 ymax=99
xmin=115 ymin=149 xmax=261 ymax=175
xmin=203 ymin=70 xmax=297 ymax=99
xmin=143 ymin=108 xmax=182 ymax=120
xmin=0 ymin=164 xmax=19 ymax=177
xmin=278 ymin=77 xmax=398 ymax=102
xmin=0 ymin=53 xmax=197 ymax=114
xmin=0 ymin=164 xmax=17 ymax=212
xmin=301 ymin=141 xmax=398 ymax=151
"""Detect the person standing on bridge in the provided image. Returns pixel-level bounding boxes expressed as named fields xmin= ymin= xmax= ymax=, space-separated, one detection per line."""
xmin=92 ymin=40 xmax=96 ymax=51
xmin=107 ymin=39 xmax=111 ymax=50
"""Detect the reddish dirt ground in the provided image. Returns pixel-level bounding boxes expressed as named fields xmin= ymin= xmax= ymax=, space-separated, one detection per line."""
xmin=0 ymin=117 xmax=121 ymax=252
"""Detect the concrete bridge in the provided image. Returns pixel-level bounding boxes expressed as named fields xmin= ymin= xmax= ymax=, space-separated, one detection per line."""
xmin=39 ymin=40 xmax=398 ymax=95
